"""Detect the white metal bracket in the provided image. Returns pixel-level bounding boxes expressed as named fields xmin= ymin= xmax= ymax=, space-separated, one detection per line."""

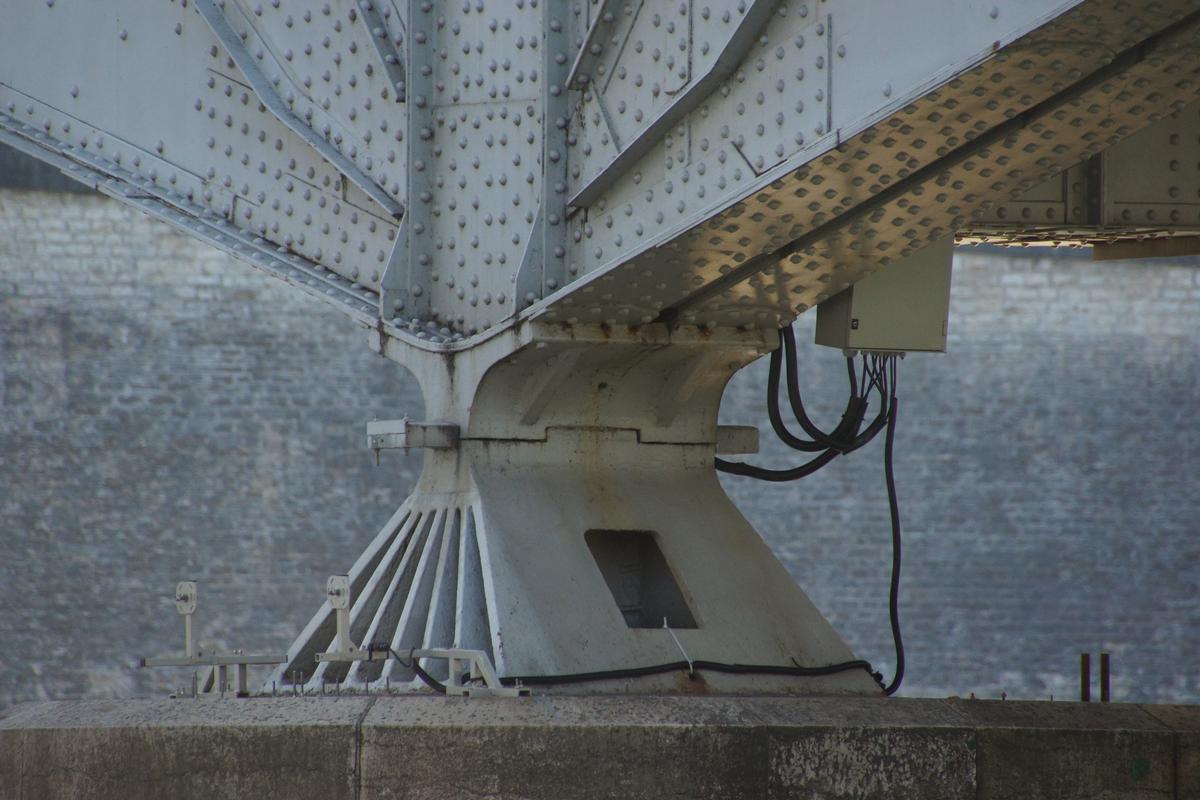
xmin=314 ymin=573 xmax=527 ymax=697
xmin=327 ymin=574 xmax=355 ymax=654
xmin=367 ymin=418 xmax=460 ymax=462
xmin=316 ymin=645 xmax=529 ymax=698
xmin=139 ymin=581 xmax=286 ymax=697
xmin=433 ymin=648 xmax=530 ymax=698
xmin=175 ymin=580 xmax=197 ymax=658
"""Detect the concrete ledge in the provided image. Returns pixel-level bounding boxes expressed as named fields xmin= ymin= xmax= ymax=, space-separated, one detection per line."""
xmin=0 ymin=698 xmax=370 ymax=799
xmin=1 ymin=696 xmax=1197 ymax=799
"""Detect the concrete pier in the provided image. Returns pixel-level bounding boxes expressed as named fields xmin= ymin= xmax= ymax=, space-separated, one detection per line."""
xmin=2 ymin=695 xmax=1198 ymax=799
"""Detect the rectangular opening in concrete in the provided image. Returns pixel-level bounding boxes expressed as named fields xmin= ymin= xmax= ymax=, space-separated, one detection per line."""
xmin=585 ymin=530 xmax=697 ymax=629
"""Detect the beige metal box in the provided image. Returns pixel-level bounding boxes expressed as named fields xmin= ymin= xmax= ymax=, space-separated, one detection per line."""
xmin=814 ymin=237 xmax=954 ymax=354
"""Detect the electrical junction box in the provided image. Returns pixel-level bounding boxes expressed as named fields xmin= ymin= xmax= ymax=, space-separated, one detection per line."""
xmin=814 ymin=236 xmax=954 ymax=354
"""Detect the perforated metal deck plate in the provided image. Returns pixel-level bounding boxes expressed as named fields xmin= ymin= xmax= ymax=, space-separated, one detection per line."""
xmin=538 ymin=1 xmax=1200 ymax=330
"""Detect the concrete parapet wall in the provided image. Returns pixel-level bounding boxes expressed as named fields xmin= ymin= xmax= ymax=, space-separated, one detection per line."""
xmin=2 ymin=696 xmax=1197 ymax=799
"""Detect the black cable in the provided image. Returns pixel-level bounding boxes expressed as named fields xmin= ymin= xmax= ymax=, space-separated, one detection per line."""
xmin=835 ymin=356 xmax=893 ymax=455
xmin=867 ymin=355 xmax=885 ymax=396
xmin=361 ymin=642 xmax=879 ymax=692
xmin=780 ymin=326 xmax=858 ymax=450
xmin=838 ymin=397 xmax=890 ymax=455
xmin=413 ymin=663 xmax=448 ymax=694
xmin=716 ymin=394 xmax=866 ymax=481
xmin=782 ymin=326 xmax=892 ymax=454
xmin=715 ymin=324 xmax=907 ymax=697
xmin=499 ymin=657 xmax=880 ymax=688
xmin=376 ymin=646 xmax=448 ymax=694
xmin=765 ymin=345 xmax=827 ymax=452
xmin=716 ymin=448 xmax=840 ymax=482
xmin=718 ymin=348 xmax=887 ymax=479
xmin=767 ymin=336 xmax=866 ymax=455
xmin=882 ymin=399 xmax=905 ymax=696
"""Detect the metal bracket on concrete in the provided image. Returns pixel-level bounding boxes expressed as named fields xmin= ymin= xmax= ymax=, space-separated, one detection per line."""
xmin=314 ymin=574 xmax=528 ymax=698
xmin=138 ymin=581 xmax=286 ymax=697
xmin=326 ymin=574 xmax=355 ymax=656
xmin=367 ymin=418 xmax=460 ymax=461
xmin=317 ymin=646 xmax=529 ymax=698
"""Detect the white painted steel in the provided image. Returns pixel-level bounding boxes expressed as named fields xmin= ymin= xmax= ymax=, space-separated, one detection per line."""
xmin=315 ymin=643 xmax=526 ymax=697
xmin=5 ymin=1 xmax=1199 ymax=344
xmin=268 ymin=323 xmax=878 ymax=694
xmin=5 ymin=0 xmax=1200 ymax=693
xmin=366 ymin=419 xmax=459 ymax=451
xmin=814 ymin=235 xmax=955 ymax=354
xmin=175 ymin=581 xmax=198 ymax=659
xmin=544 ymin=2 xmax=1200 ymax=331
xmin=192 ymin=0 xmax=404 ymax=218
xmin=140 ymin=581 xmax=286 ymax=696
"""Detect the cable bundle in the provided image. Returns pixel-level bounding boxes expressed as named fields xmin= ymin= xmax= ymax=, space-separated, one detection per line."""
xmin=716 ymin=325 xmax=896 ymax=478
xmin=717 ymin=325 xmax=905 ymax=696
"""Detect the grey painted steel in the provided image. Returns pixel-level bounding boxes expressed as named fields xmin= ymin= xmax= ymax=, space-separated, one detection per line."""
xmin=513 ymin=1 xmax=571 ymax=307
xmin=140 ymin=654 xmax=285 ymax=667
xmin=5 ymin=1 xmax=1200 ymax=343
xmin=544 ymin=3 xmax=1200 ymax=331
xmin=966 ymin=102 xmax=1200 ymax=246
xmin=399 ymin=0 xmax=436 ymax=324
xmin=565 ymin=0 xmax=622 ymax=92
xmin=272 ymin=324 xmax=879 ymax=695
xmin=814 ymin=235 xmax=954 ymax=354
xmin=5 ymin=0 xmax=1200 ymax=695
xmin=566 ymin=0 xmax=779 ymax=208
xmin=353 ymin=0 xmax=406 ymax=103
xmin=0 ymin=142 xmax=91 ymax=193
xmin=0 ymin=113 xmax=378 ymax=324
xmin=192 ymin=0 xmax=403 ymax=219
xmin=0 ymin=0 xmax=403 ymax=302
xmin=365 ymin=418 xmax=459 ymax=451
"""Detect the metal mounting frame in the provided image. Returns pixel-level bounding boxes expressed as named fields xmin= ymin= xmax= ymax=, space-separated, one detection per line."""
xmin=139 ymin=581 xmax=285 ymax=698
xmin=314 ymin=573 xmax=527 ymax=697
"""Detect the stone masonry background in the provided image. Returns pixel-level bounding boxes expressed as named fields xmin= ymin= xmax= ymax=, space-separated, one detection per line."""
xmin=1 ymin=186 xmax=1197 ymax=710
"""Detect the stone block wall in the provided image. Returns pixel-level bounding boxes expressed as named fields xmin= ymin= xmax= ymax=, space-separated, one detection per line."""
xmin=1 ymin=187 xmax=1197 ymax=709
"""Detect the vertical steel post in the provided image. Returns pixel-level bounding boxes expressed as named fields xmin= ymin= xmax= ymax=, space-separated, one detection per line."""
xmin=1080 ymin=653 xmax=1091 ymax=702
xmin=1100 ymin=653 xmax=1111 ymax=702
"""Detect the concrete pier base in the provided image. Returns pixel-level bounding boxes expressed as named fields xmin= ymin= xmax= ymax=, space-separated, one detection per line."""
xmin=2 ymin=695 xmax=1198 ymax=799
